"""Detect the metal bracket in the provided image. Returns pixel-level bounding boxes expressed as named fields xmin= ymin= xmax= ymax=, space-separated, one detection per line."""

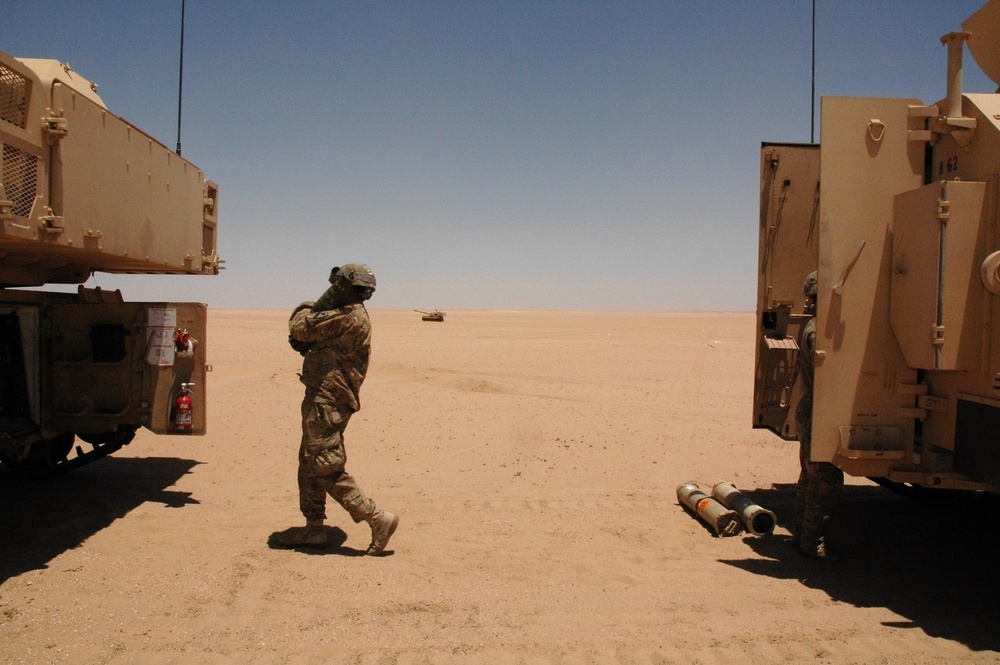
xmin=930 ymin=116 xmax=977 ymax=148
xmin=867 ymin=119 xmax=886 ymax=142
xmin=897 ymin=406 xmax=928 ymax=420
xmin=39 ymin=211 xmax=64 ymax=236
xmin=908 ymin=105 xmax=938 ymax=144
xmin=41 ymin=108 xmax=68 ymax=145
xmin=931 ymin=324 xmax=946 ymax=348
xmin=0 ymin=199 xmax=13 ymax=223
xmin=916 ymin=394 xmax=948 ymax=413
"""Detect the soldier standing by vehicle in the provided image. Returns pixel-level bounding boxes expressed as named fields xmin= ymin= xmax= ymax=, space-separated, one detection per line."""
xmin=792 ymin=271 xmax=843 ymax=562
xmin=275 ymin=264 xmax=399 ymax=555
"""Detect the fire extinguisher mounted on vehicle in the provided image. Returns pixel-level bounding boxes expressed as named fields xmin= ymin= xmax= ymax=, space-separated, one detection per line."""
xmin=173 ymin=382 xmax=194 ymax=431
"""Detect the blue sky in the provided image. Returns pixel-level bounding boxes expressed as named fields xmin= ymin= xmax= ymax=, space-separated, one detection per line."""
xmin=5 ymin=1 xmax=995 ymax=311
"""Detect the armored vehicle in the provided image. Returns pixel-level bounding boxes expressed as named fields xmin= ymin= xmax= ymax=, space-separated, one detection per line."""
xmin=415 ymin=309 xmax=445 ymax=322
xmin=753 ymin=0 xmax=1000 ymax=494
xmin=1 ymin=50 xmax=220 ymax=476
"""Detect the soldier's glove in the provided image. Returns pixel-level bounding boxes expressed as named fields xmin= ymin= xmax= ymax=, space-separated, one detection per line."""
xmin=288 ymin=335 xmax=313 ymax=356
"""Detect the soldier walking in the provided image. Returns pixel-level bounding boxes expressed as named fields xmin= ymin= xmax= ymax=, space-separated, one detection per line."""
xmin=792 ymin=271 xmax=843 ymax=562
xmin=276 ymin=264 xmax=399 ymax=555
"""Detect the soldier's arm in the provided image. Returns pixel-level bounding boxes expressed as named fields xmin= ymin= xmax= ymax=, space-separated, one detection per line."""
xmin=289 ymin=302 xmax=317 ymax=342
xmin=290 ymin=305 xmax=362 ymax=343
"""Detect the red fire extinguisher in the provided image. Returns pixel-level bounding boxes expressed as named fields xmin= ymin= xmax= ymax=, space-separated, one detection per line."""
xmin=174 ymin=382 xmax=194 ymax=431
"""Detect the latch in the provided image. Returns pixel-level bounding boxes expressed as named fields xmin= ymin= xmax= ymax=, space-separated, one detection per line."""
xmin=39 ymin=208 xmax=64 ymax=236
xmin=930 ymin=324 xmax=945 ymax=348
xmin=42 ymin=108 xmax=68 ymax=145
xmin=936 ymin=196 xmax=950 ymax=223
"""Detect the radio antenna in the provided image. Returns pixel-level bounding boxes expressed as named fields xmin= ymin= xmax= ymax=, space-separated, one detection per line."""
xmin=176 ymin=0 xmax=186 ymax=155
xmin=810 ymin=0 xmax=816 ymax=143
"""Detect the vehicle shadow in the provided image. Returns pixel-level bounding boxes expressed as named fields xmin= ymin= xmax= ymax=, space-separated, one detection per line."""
xmin=719 ymin=484 xmax=1000 ymax=653
xmin=0 ymin=457 xmax=200 ymax=583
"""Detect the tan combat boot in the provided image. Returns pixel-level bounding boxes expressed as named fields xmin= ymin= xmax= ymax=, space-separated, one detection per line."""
xmin=799 ymin=537 xmax=839 ymax=563
xmin=366 ymin=511 xmax=399 ymax=556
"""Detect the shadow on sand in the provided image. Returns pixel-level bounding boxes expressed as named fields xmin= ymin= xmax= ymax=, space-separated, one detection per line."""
xmin=266 ymin=526 xmax=394 ymax=557
xmin=0 ymin=456 xmax=200 ymax=583
xmin=718 ymin=484 xmax=1000 ymax=654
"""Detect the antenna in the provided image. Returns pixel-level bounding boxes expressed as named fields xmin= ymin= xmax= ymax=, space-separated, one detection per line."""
xmin=810 ymin=0 xmax=816 ymax=143
xmin=176 ymin=0 xmax=186 ymax=155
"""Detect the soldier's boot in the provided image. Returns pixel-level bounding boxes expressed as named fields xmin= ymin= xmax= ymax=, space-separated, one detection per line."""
xmin=274 ymin=519 xmax=328 ymax=547
xmin=366 ymin=510 xmax=399 ymax=556
xmin=798 ymin=534 xmax=838 ymax=562
xmin=799 ymin=541 xmax=838 ymax=562
xmin=797 ymin=470 xmax=842 ymax=562
xmin=327 ymin=473 xmax=398 ymax=555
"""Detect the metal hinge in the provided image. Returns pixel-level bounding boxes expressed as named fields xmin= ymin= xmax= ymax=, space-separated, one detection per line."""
xmin=897 ymin=382 xmax=934 ymax=421
xmin=42 ymin=108 xmax=68 ymax=145
xmin=908 ymin=105 xmax=937 ymax=143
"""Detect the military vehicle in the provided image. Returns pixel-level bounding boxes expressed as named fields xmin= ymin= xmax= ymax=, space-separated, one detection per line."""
xmin=0 ymin=50 xmax=220 ymax=477
xmin=753 ymin=0 xmax=1000 ymax=495
xmin=415 ymin=309 xmax=445 ymax=322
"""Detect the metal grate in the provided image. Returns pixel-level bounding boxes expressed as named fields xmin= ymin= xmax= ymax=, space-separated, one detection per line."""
xmin=201 ymin=182 xmax=218 ymax=258
xmin=2 ymin=144 xmax=38 ymax=217
xmin=202 ymin=224 xmax=216 ymax=257
xmin=0 ymin=64 xmax=29 ymax=129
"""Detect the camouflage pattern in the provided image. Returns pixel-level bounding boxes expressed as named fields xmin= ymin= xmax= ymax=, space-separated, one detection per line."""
xmin=331 ymin=264 xmax=377 ymax=290
xmin=314 ymin=283 xmax=353 ymax=313
xmin=315 ymin=264 xmax=376 ymax=312
xmin=289 ymin=302 xmax=371 ymax=409
xmin=289 ymin=302 xmax=378 ymax=524
xmin=792 ymin=316 xmax=844 ymax=553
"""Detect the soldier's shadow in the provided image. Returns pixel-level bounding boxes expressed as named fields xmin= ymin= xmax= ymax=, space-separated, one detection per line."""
xmin=266 ymin=526 xmax=394 ymax=557
xmin=719 ymin=484 xmax=1000 ymax=654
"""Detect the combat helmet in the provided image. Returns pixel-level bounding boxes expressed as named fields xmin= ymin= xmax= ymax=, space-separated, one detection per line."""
xmin=330 ymin=263 xmax=376 ymax=301
xmin=803 ymin=271 xmax=818 ymax=298
xmin=330 ymin=263 xmax=376 ymax=289
xmin=802 ymin=270 xmax=818 ymax=315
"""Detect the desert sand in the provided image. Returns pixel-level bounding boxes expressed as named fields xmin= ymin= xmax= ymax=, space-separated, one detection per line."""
xmin=1 ymin=309 xmax=998 ymax=664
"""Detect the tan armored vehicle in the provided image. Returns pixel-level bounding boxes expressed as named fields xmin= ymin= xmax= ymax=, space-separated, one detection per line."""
xmin=415 ymin=309 xmax=445 ymax=322
xmin=0 ymin=50 xmax=220 ymax=476
xmin=754 ymin=0 xmax=1000 ymax=495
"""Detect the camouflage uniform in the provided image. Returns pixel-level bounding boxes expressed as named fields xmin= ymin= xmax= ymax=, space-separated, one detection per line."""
xmin=792 ymin=315 xmax=844 ymax=556
xmin=289 ymin=301 xmax=381 ymax=526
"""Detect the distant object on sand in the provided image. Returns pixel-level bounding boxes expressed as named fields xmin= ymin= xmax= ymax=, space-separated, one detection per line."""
xmin=414 ymin=309 xmax=445 ymax=322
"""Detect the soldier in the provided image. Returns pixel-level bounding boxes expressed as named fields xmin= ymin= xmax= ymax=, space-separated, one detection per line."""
xmin=792 ymin=271 xmax=843 ymax=562
xmin=275 ymin=264 xmax=399 ymax=555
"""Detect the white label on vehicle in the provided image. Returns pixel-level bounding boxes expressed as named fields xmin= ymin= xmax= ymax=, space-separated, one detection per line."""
xmin=146 ymin=307 xmax=177 ymax=366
